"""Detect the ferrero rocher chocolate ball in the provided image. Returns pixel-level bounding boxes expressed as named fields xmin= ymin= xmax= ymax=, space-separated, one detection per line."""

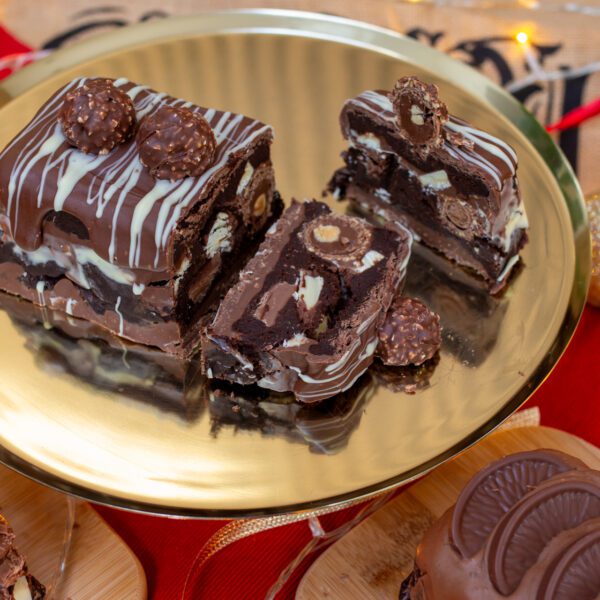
xmin=136 ymin=106 xmax=217 ymax=181
xmin=377 ymin=297 xmax=441 ymax=366
xmin=390 ymin=77 xmax=448 ymax=146
xmin=302 ymin=214 xmax=371 ymax=262
xmin=59 ymin=78 xmax=136 ymax=155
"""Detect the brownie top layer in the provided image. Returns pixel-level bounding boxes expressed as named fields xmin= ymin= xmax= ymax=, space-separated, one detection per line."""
xmin=341 ymin=89 xmax=518 ymax=193
xmin=0 ymin=77 xmax=272 ymax=272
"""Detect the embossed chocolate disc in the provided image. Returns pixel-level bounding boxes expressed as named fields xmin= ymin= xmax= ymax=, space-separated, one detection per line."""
xmin=302 ymin=214 xmax=371 ymax=262
xmin=486 ymin=470 xmax=600 ymax=596
xmin=451 ymin=450 xmax=585 ymax=559
xmin=537 ymin=519 xmax=600 ymax=600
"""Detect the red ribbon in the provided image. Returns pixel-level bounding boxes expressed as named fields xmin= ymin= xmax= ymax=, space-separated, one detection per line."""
xmin=546 ymin=97 xmax=600 ymax=132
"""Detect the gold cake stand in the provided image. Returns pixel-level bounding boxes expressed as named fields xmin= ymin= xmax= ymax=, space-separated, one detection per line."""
xmin=0 ymin=10 xmax=589 ymax=517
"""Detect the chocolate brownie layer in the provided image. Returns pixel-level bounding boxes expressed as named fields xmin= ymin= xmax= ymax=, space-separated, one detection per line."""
xmin=0 ymin=77 xmax=280 ymax=356
xmin=329 ymin=78 xmax=528 ymax=293
xmin=400 ymin=450 xmax=600 ymax=600
xmin=203 ymin=200 xmax=412 ymax=403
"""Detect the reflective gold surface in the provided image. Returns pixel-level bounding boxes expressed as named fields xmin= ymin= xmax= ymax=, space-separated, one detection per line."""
xmin=0 ymin=11 xmax=589 ymax=516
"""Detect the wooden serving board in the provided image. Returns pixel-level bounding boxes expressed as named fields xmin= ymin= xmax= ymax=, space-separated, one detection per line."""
xmin=297 ymin=426 xmax=600 ymax=600
xmin=0 ymin=464 xmax=146 ymax=599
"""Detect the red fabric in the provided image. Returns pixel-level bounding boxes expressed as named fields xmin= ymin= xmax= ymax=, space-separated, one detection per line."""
xmin=0 ymin=34 xmax=598 ymax=600
xmin=0 ymin=26 xmax=32 ymax=80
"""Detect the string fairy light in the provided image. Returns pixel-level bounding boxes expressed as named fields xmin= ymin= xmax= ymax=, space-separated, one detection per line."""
xmin=507 ymin=30 xmax=600 ymax=95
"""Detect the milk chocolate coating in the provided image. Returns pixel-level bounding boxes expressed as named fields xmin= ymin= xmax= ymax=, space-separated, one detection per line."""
xmin=137 ymin=106 xmax=217 ymax=180
xmin=377 ymin=297 xmax=441 ymax=366
xmin=401 ymin=450 xmax=600 ymax=600
xmin=486 ymin=470 xmax=600 ymax=596
xmin=59 ymin=78 xmax=136 ymax=154
xmin=390 ymin=77 xmax=448 ymax=147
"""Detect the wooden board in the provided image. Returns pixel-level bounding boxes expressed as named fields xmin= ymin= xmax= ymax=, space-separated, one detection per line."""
xmin=0 ymin=464 xmax=146 ymax=599
xmin=297 ymin=426 xmax=600 ymax=600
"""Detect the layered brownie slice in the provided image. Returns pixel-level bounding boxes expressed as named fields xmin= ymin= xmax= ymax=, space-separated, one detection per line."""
xmin=0 ymin=514 xmax=45 ymax=599
xmin=329 ymin=77 xmax=528 ymax=293
xmin=0 ymin=77 xmax=280 ymax=356
xmin=203 ymin=200 xmax=412 ymax=403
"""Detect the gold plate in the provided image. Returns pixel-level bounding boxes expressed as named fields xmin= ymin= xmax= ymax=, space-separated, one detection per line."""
xmin=0 ymin=11 xmax=589 ymax=517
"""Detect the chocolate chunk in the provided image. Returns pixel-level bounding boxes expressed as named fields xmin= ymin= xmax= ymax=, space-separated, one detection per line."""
xmin=302 ymin=213 xmax=371 ymax=263
xmin=58 ymin=78 xmax=136 ymax=154
xmin=137 ymin=106 xmax=216 ymax=180
xmin=389 ymin=77 xmax=448 ymax=146
xmin=377 ymin=297 xmax=441 ymax=366
xmin=27 ymin=574 xmax=47 ymax=600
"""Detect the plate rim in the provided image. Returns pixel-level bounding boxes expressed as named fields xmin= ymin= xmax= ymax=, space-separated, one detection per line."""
xmin=0 ymin=9 xmax=590 ymax=517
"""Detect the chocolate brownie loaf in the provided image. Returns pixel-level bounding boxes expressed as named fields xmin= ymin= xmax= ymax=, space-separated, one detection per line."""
xmin=329 ymin=77 xmax=528 ymax=293
xmin=0 ymin=514 xmax=45 ymax=599
xmin=0 ymin=77 xmax=280 ymax=356
xmin=400 ymin=449 xmax=600 ymax=599
xmin=203 ymin=200 xmax=412 ymax=403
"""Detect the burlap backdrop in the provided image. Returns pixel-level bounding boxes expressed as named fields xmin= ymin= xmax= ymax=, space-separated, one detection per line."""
xmin=0 ymin=0 xmax=598 ymax=193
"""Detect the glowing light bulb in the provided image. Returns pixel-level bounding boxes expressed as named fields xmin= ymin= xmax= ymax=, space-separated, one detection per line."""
xmin=516 ymin=31 xmax=529 ymax=45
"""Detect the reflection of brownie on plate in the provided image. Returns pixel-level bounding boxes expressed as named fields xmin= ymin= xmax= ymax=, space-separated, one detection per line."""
xmin=329 ymin=76 xmax=528 ymax=294
xmin=202 ymin=200 xmax=412 ymax=403
xmin=0 ymin=77 xmax=281 ymax=357
xmin=404 ymin=243 xmax=509 ymax=367
xmin=207 ymin=372 xmax=375 ymax=454
xmin=400 ymin=449 xmax=600 ymax=599
xmin=0 ymin=292 xmax=204 ymax=421
xmin=0 ymin=513 xmax=46 ymax=599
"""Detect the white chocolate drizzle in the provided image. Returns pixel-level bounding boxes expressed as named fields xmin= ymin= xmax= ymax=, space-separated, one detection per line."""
xmin=1 ymin=77 xmax=273 ymax=276
xmin=345 ymin=90 xmax=517 ymax=192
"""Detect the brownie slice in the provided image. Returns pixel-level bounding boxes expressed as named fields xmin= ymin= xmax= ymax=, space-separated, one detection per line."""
xmin=328 ymin=77 xmax=528 ymax=293
xmin=202 ymin=200 xmax=412 ymax=403
xmin=0 ymin=77 xmax=281 ymax=356
xmin=0 ymin=515 xmax=45 ymax=599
